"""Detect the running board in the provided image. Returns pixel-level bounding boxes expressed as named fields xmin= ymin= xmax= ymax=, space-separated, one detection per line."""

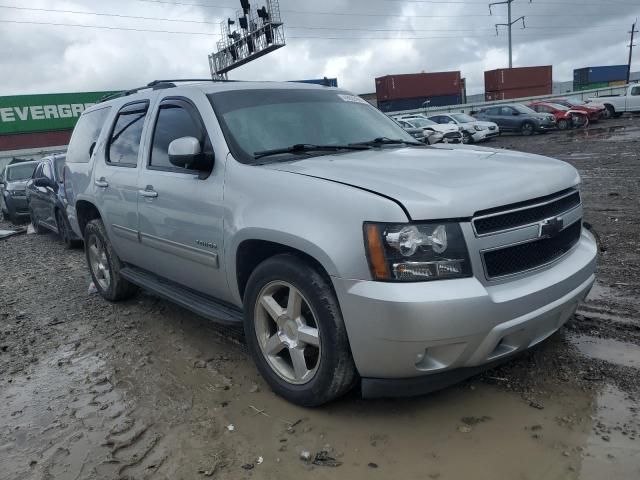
xmin=120 ymin=266 xmax=243 ymax=324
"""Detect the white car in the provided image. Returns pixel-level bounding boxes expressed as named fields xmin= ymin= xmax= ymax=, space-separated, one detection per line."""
xmin=428 ymin=113 xmax=499 ymax=143
xmin=395 ymin=116 xmax=463 ymax=144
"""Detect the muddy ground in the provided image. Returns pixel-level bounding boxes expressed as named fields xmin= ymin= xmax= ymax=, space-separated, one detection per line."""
xmin=1 ymin=116 xmax=639 ymax=480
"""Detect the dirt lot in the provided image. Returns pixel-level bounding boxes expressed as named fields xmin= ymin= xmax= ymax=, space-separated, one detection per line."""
xmin=1 ymin=117 xmax=639 ymax=480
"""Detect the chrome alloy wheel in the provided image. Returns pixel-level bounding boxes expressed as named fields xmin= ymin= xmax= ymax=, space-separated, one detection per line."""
xmin=88 ymin=235 xmax=111 ymax=291
xmin=254 ymin=281 xmax=321 ymax=384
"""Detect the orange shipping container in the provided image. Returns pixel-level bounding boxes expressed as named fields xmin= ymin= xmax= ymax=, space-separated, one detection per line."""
xmin=484 ymin=66 xmax=553 ymax=92
xmin=375 ymin=72 xmax=462 ymax=101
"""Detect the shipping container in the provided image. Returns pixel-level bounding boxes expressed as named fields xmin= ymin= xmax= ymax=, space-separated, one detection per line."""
xmin=573 ymin=65 xmax=628 ymax=85
xmin=378 ymin=94 xmax=462 ymax=113
xmin=484 ymin=85 xmax=552 ymax=101
xmin=574 ymin=82 xmax=608 ymax=92
xmin=608 ymin=80 xmax=628 ymax=87
xmin=375 ymin=71 xmax=462 ymax=101
xmin=484 ymin=66 xmax=552 ymax=92
xmin=289 ymin=78 xmax=338 ymax=87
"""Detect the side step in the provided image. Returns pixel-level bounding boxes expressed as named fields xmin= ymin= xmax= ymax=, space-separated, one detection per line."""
xmin=120 ymin=266 xmax=243 ymax=324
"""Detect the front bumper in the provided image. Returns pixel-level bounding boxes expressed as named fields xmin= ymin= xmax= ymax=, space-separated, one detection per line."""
xmin=3 ymin=195 xmax=29 ymax=216
xmin=332 ymin=229 xmax=597 ymax=389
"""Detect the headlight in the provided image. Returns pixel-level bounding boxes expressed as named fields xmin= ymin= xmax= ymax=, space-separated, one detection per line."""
xmin=364 ymin=222 xmax=472 ymax=282
xmin=474 ymin=125 xmax=483 ymax=131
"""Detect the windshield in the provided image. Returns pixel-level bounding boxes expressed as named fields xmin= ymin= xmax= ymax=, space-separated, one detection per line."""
xmin=408 ymin=118 xmax=437 ymax=127
xmin=6 ymin=163 xmax=37 ymax=181
xmin=209 ymin=89 xmax=417 ymax=164
xmin=566 ymin=98 xmax=586 ymax=106
xmin=450 ymin=113 xmax=476 ymax=123
xmin=514 ymin=104 xmax=537 ymax=114
xmin=547 ymin=103 xmax=569 ymax=111
xmin=54 ymin=157 xmax=65 ymax=182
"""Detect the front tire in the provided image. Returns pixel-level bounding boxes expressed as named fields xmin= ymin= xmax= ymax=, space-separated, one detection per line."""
xmin=56 ymin=209 xmax=81 ymax=249
xmin=84 ymin=219 xmax=138 ymax=302
xmin=243 ymin=254 xmax=357 ymax=406
xmin=30 ymin=208 xmax=48 ymax=233
xmin=521 ymin=122 xmax=535 ymax=136
xmin=557 ymin=119 xmax=569 ymax=130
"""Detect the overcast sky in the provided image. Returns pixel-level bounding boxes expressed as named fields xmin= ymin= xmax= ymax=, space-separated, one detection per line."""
xmin=1 ymin=0 xmax=639 ymax=96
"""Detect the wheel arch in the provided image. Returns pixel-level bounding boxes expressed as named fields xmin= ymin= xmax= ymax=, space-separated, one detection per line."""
xmin=75 ymin=200 xmax=103 ymax=238
xmin=233 ymin=233 xmax=338 ymax=303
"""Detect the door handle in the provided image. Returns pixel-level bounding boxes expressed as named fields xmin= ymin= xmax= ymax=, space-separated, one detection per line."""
xmin=139 ymin=187 xmax=158 ymax=198
xmin=94 ymin=178 xmax=109 ymax=188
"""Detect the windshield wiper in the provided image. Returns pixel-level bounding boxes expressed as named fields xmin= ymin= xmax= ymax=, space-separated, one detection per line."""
xmin=351 ymin=137 xmax=423 ymax=147
xmin=254 ymin=143 xmax=370 ymax=160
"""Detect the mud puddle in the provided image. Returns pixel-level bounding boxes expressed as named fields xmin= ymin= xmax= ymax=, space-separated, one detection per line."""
xmin=570 ymin=334 xmax=640 ymax=368
xmin=580 ymin=385 xmax=640 ymax=480
xmin=564 ymin=125 xmax=640 ymax=141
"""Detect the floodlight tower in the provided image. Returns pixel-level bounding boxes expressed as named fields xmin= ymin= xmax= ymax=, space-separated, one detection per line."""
xmin=208 ymin=0 xmax=286 ymax=79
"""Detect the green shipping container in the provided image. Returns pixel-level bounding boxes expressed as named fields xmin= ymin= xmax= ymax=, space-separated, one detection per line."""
xmin=0 ymin=91 xmax=116 ymax=135
xmin=574 ymin=82 xmax=608 ymax=92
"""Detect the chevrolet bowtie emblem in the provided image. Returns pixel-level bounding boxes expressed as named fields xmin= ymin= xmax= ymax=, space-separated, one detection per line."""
xmin=539 ymin=216 xmax=564 ymax=238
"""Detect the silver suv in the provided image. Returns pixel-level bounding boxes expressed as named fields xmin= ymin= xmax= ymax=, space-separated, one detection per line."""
xmin=65 ymin=80 xmax=597 ymax=406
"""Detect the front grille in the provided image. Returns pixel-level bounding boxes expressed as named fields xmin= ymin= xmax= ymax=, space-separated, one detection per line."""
xmin=444 ymin=132 xmax=462 ymax=139
xmin=483 ymin=220 xmax=582 ymax=278
xmin=474 ymin=190 xmax=581 ymax=236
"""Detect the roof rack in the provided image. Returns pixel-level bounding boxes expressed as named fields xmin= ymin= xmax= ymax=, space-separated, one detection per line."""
xmin=97 ymin=78 xmax=237 ymax=103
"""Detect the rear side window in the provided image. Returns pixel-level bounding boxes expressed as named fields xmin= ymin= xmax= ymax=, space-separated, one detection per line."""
xmin=150 ymin=102 xmax=210 ymax=171
xmin=632 ymin=86 xmax=640 ymax=96
xmin=66 ymin=107 xmax=111 ymax=164
xmin=54 ymin=157 xmax=65 ymax=182
xmin=108 ymin=102 xmax=149 ymax=167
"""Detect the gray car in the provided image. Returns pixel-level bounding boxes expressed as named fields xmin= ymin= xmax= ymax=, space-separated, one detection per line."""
xmin=64 ymin=80 xmax=597 ymax=406
xmin=475 ymin=104 xmax=556 ymax=136
xmin=1 ymin=161 xmax=39 ymax=223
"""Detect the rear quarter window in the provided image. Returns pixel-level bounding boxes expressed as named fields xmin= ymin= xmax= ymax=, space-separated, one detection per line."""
xmin=66 ymin=107 xmax=112 ymax=164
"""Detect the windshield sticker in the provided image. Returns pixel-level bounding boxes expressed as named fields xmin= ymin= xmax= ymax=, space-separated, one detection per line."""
xmin=338 ymin=94 xmax=369 ymax=105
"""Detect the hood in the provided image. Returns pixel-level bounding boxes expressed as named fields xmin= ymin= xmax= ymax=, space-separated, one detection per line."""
xmin=429 ymin=124 xmax=460 ymax=134
xmin=476 ymin=121 xmax=498 ymax=129
xmin=6 ymin=180 xmax=29 ymax=191
xmin=264 ymin=146 xmax=580 ymax=219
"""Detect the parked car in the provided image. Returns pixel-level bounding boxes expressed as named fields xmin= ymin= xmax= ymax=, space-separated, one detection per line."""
xmin=475 ymin=104 xmax=556 ymax=136
xmin=427 ymin=113 xmax=499 ymax=143
xmin=65 ymin=80 xmax=597 ymax=406
xmin=552 ymin=97 xmax=606 ymax=122
xmin=1 ymin=161 xmax=38 ymax=223
xmin=25 ymin=154 xmax=81 ymax=248
xmin=587 ymin=84 xmax=640 ymax=118
xmin=395 ymin=116 xmax=463 ymax=143
xmin=396 ymin=119 xmax=443 ymax=144
xmin=528 ymin=101 xmax=589 ymax=130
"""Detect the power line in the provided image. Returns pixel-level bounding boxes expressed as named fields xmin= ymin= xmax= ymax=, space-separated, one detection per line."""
xmin=0 ymin=5 xmax=629 ymax=34
xmin=4 ymin=18 xmax=605 ymax=39
xmin=135 ymin=0 xmax=639 ymax=17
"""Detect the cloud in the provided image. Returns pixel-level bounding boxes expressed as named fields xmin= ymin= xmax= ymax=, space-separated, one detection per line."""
xmin=0 ymin=0 xmax=638 ymax=96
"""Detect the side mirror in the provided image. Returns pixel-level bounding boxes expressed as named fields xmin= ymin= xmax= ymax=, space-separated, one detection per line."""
xmin=448 ymin=120 xmax=456 ymax=124
xmin=33 ymin=177 xmax=54 ymax=189
xmin=512 ymin=111 xmax=520 ymax=116
xmin=168 ymin=137 xmax=213 ymax=172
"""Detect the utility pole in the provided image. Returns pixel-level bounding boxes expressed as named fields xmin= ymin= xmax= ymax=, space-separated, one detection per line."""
xmin=628 ymin=19 xmax=638 ymax=84
xmin=489 ymin=0 xmax=531 ymax=69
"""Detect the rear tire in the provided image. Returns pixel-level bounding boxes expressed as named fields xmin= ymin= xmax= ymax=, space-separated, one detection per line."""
xmin=521 ymin=122 xmax=535 ymax=136
xmin=84 ymin=219 xmax=138 ymax=302
xmin=603 ymin=105 xmax=614 ymax=120
xmin=243 ymin=254 xmax=357 ymax=406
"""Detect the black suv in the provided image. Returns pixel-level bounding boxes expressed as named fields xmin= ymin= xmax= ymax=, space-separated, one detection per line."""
xmin=26 ymin=154 xmax=81 ymax=248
